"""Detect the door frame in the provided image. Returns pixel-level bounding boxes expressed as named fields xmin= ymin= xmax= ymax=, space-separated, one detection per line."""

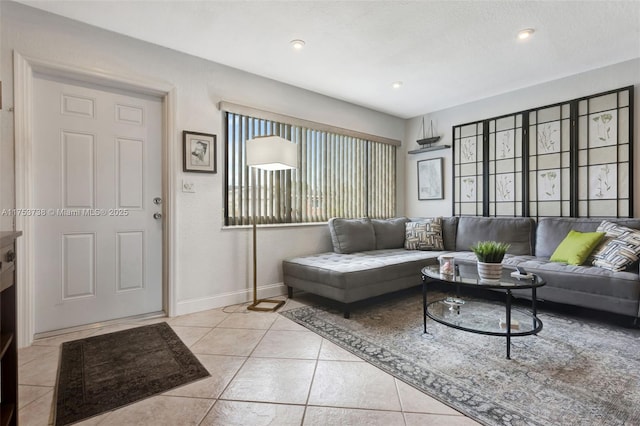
xmin=14 ymin=52 xmax=177 ymax=346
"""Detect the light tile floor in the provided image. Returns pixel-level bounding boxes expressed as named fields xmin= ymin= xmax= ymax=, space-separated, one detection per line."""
xmin=18 ymin=296 xmax=480 ymax=426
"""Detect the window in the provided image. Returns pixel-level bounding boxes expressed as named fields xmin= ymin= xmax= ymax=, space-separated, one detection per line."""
xmin=224 ymin=107 xmax=397 ymax=226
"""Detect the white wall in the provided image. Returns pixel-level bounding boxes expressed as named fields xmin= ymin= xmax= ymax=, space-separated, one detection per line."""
xmin=404 ymin=59 xmax=640 ymax=218
xmin=0 ymin=2 xmax=405 ymax=316
xmin=5 ymin=1 xmax=637 ymax=327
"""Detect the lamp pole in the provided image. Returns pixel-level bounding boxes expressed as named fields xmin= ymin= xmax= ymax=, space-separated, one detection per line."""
xmin=252 ymin=167 xmax=258 ymax=305
xmin=248 ymin=165 xmax=285 ymax=312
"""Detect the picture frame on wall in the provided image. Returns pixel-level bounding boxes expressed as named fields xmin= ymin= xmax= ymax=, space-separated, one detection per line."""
xmin=183 ymin=131 xmax=216 ymax=173
xmin=418 ymin=157 xmax=443 ymax=200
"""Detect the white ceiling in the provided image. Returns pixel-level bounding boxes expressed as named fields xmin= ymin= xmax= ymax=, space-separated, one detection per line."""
xmin=16 ymin=0 xmax=640 ymax=119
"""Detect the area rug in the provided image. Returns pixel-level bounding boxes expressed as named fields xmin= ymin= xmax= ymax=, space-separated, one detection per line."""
xmin=54 ymin=322 xmax=209 ymax=425
xmin=281 ymin=290 xmax=640 ymax=426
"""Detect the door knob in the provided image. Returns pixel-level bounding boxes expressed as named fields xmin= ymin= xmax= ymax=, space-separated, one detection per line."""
xmin=153 ymin=212 xmax=162 ymax=220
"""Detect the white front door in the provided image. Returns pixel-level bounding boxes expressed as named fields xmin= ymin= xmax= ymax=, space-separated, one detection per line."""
xmin=32 ymin=74 xmax=163 ymax=333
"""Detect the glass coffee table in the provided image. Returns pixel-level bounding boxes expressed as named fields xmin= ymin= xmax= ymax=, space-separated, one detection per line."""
xmin=421 ymin=263 xmax=545 ymax=359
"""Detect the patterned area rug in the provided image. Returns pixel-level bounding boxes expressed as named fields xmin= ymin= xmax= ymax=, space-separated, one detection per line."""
xmin=54 ymin=322 xmax=209 ymax=425
xmin=281 ymin=289 xmax=640 ymax=426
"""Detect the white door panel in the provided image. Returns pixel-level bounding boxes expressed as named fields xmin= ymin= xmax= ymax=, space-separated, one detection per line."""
xmin=33 ymin=74 xmax=163 ymax=333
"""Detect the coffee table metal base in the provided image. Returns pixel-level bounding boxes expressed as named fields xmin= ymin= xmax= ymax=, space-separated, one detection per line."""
xmin=422 ymin=271 xmax=544 ymax=359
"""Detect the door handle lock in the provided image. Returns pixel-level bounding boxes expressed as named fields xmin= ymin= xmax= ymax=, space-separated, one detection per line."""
xmin=153 ymin=212 xmax=162 ymax=220
xmin=153 ymin=197 xmax=162 ymax=205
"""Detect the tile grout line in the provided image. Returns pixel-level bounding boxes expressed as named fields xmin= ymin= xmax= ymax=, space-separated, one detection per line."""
xmin=393 ymin=378 xmax=409 ymax=426
xmin=299 ymin=335 xmax=325 ymax=425
xmin=196 ymin=308 xmax=280 ymax=425
xmin=21 ymin=301 xmax=480 ymax=425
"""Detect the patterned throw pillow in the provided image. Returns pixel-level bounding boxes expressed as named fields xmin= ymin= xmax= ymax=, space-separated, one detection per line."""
xmin=592 ymin=221 xmax=640 ymax=271
xmin=586 ymin=220 xmax=625 ymax=264
xmin=405 ymin=217 xmax=444 ymax=251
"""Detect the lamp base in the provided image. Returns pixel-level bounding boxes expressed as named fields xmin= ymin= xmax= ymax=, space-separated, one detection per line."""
xmin=247 ymin=298 xmax=285 ymax=312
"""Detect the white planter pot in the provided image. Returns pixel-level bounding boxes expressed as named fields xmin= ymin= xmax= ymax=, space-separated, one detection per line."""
xmin=477 ymin=261 xmax=503 ymax=281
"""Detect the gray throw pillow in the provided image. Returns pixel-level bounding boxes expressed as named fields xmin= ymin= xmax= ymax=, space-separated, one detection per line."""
xmin=371 ymin=217 xmax=409 ymax=249
xmin=328 ymin=218 xmax=376 ymax=254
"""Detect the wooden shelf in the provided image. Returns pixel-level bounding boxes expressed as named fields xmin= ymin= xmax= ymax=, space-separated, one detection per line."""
xmin=0 ymin=268 xmax=13 ymax=293
xmin=1 ymin=403 xmax=15 ymax=426
xmin=408 ymin=145 xmax=451 ymax=154
xmin=0 ymin=333 xmax=13 ymax=359
xmin=0 ymin=231 xmax=20 ymax=426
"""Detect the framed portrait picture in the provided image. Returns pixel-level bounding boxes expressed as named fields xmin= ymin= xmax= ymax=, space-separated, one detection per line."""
xmin=417 ymin=157 xmax=443 ymax=200
xmin=183 ymin=131 xmax=216 ymax=173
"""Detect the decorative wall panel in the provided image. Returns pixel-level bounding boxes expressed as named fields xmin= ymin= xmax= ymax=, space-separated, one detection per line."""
xmin=451 ymin=86 xmax=633 ymax=218
xmin=453 ymin=122 xmax=484 ymax=216
xmin=528 ymin=103 xmax=572 ymax=219
xmin=577 ymin=89 xmax=632 ymax=217
xmin=488 ymin=115 xmax=524 ymax=217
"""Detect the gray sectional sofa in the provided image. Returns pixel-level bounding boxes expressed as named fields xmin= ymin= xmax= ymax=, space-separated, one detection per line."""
xmin=283 ymin=216 xmax=640 ymax=321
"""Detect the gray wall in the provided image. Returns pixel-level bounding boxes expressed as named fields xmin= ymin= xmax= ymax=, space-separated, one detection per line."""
xmin=404 ymin=59 xmax=640 ymax=218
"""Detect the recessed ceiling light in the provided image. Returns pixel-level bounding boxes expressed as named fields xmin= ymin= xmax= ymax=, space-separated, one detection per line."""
xmin=290 ymin=39 xmax=306 ymax=50
xmin=392 ymin=81 xmax=403 ymax=89
xmin=517 ymin=28 xmax=535 ymax=40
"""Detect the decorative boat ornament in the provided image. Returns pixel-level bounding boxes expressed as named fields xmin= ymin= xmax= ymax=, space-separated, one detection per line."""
xmin=417 ymin=117 xmax=441 ymax=146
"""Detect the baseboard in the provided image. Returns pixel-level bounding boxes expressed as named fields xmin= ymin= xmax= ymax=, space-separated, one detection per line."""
xmin=175 ymin=282 xmax=288 ymax=316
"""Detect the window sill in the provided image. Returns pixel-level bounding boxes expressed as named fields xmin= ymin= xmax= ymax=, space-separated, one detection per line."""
xmin=221 ymin=221 xmax=328 ymax=231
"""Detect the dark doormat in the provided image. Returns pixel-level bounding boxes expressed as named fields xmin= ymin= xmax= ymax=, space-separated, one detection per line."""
xmin=54 ymin=322 xmax=209 ymax=425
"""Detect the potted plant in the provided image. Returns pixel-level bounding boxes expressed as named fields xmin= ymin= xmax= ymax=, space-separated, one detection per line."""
xmin=470 ymin=241 xmax=511 ymax=281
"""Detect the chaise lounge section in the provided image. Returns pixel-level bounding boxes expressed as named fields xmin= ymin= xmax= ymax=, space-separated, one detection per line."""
xmin=283 ymin=216 xmax=640 ymax=321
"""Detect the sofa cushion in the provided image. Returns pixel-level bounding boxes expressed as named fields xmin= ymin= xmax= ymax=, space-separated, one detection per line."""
xmin=441 ymin=216 xmax=459 ymax=251
xmin=516 ymin=258 xmax=640 ymax=301
xmin=371 ymin=217 xmax=409 ymax=249
xmin=405 ymin=217 xmax=444 ymax=250
xmin=592 ymin=224 xmax=640 ymax=271
xmin=549 ymin=230 xmax=605 ymax=265
xmin=328 ymin=218 xmax=376 ymax=254
xmin=284 ymin=249 xmax=442 ymax=290
xmin=456 ymin=216 xmax=535 ymax=255
xmin=535 ymin=217 xmax=640 ymax=258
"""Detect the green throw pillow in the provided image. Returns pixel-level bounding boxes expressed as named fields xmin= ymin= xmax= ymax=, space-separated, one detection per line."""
xmin=550 ymin=230 xmax=606 ymax=265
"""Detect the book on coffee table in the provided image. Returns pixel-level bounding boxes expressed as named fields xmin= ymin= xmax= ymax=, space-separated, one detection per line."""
xmin=499 ymin=318 xmax=520 ymax=330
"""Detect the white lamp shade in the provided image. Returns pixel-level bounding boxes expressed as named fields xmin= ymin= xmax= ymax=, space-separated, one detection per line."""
xmin=246 ymin=136 xmax=298 ymax=170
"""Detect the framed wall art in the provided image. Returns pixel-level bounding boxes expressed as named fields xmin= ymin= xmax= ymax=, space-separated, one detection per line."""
xmin=418 ymin=157 xmax=443 ymax=200
xmin=183 ymin=131 xmax=216 ymax=173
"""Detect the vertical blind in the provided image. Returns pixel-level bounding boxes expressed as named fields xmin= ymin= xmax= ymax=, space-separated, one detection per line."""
xmin=225 ymin=112 xmax=396 ymax=225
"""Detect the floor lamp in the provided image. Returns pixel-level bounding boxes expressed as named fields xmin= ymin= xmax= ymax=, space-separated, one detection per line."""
xmin=245 ymin=135 xmax=298 ymax=312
